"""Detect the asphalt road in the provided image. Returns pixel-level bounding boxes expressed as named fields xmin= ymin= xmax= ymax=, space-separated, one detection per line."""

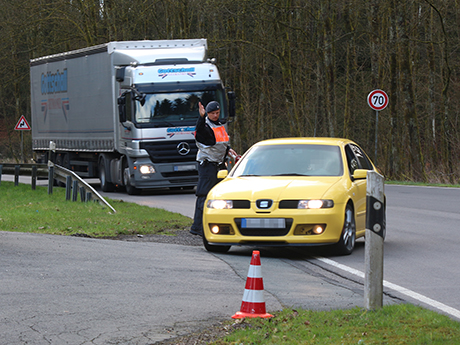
xmin=100 ymin=183 xmax=460 ymax=320
xmin=336 ymin=184 xmax=460 ymax=315
xmin=1 ymin=176 xmax=460 ymax=344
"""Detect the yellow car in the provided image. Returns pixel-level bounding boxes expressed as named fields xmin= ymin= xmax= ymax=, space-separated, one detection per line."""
xmin=202 ymin=137 xmax=381 ymax=255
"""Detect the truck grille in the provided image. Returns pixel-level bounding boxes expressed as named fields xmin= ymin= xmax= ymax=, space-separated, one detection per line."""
xmin=140 ymin=140 xmax=197 ymax=163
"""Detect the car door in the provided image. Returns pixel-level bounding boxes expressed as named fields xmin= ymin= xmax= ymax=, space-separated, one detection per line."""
xmin=345 ymin=144 xmax=374 ymax=233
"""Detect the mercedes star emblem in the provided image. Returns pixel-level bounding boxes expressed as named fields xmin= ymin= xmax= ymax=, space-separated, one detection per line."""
xmin=177 ymin=142 xmax=191 ymax=156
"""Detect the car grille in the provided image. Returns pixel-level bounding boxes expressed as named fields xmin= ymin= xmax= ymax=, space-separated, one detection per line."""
xmin=279 ymin=200 xmax=300 ymax=209
xmin=234 ymin=218 xmax=293 ymax=236
xmin=140 ymin=140 xmax=197 ymax=163
xmin=232 ymin=200 xmax=251 ymax=209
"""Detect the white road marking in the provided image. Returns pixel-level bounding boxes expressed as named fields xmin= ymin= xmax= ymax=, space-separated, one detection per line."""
xmin=317 ymin=257 xmax=460 ymax=320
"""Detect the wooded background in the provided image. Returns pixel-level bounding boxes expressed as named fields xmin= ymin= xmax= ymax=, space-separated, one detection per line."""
xmin=0 ymin=0 xmax=459 ymax=182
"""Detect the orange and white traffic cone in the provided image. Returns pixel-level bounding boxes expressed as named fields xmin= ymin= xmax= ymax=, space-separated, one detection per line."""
xmin=232 ymin=250 xmax=273 ymax=319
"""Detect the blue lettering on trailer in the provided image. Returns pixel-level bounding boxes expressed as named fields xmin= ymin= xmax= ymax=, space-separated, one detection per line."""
xmin=41 ymin=69 xmax=68 ymax=94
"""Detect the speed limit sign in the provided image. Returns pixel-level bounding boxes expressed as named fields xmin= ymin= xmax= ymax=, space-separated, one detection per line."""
xmin=367 ymin=90 xmax=388 ymax=111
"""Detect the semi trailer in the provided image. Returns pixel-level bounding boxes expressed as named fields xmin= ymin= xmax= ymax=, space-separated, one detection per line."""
xmin=30 ymin=39 xmax=235 ymax=194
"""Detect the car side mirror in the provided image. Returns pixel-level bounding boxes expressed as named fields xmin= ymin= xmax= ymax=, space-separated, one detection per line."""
xmin=352 ymin=169 xmax=368 ymax=180
xmin=217 ymin=169 xmax=228 ymax=179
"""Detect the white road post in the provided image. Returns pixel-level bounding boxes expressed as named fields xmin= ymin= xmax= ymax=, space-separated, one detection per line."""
xmin=364 ymin=170 xmax=385 ymax=310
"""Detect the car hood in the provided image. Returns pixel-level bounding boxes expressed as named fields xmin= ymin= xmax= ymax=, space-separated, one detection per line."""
xmin=209 ymin=176 xmax=343 ymax=201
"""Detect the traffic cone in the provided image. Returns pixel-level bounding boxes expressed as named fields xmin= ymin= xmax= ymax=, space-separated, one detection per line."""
xmin=232 ymin=250 xmax=273 ymax=319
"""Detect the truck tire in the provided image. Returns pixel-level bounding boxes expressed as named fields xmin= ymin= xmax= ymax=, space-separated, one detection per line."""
xmin=99 ymin=157 xmax=115 ymax=192
xmin=62 ymin=153 xmax=70 ymax=169
xmin=123 ymin=160 xmax=139 ymax=195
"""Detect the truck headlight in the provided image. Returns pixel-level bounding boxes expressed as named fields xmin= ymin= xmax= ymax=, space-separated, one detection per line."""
xmin=139 ymin=165 xmax=155 ymax=174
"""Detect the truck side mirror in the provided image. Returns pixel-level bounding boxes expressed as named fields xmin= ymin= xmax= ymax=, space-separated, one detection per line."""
xmin=118 ymin=95 xmax=127 ymax=123
xmin=115 ymin=67 xmax=126 ymax=82
xmin=227 ymin=91 xmax=236 ymax=118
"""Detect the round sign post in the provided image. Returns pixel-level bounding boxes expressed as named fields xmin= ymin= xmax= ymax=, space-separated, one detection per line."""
xmin=367 ymin=90 xmax=388 ymax=164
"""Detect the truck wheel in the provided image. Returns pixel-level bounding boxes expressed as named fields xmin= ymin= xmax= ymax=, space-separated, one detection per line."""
xmin=62 ymin=153 xmax=70 ymax=169
xmin=99 ymin=158 xmax=115 ymax=192
xmin=123 ymin=162 xmax=139 ymax=195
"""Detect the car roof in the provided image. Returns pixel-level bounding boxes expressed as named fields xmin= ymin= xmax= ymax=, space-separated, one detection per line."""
xmin=253 ymin=137 xmax=355 ymax=147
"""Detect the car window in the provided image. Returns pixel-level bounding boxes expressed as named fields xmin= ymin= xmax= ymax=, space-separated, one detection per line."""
xmin=345 ymin=144 xmax=373 ymax=174
xmin=345 ymin=145 xmax=359 ymax=175
xmin=233 ymin=144 xmax=343 ymax=177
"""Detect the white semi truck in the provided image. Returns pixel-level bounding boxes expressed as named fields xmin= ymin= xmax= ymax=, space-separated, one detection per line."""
xmin=30 ymin=39 xmax=235 ymax=194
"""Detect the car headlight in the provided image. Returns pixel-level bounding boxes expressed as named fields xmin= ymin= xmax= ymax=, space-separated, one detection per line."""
xmin=139 ymin=165 xmax=155 ymax=174
xmin=298 ymin=200 xmax=334 ymax=209
xmin=207 ymin=200 xmax=233 ymax=209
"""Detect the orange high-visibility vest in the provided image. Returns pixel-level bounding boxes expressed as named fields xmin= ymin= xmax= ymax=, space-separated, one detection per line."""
xmin=212 ymin=126 xmax=229 ymax=143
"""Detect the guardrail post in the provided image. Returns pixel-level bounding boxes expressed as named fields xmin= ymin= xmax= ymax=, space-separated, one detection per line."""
xmin=72 ymin=180 xmax=78 ymax=201
xmin=48 ymin=165 xmax=54 ymax=194
xmin=86 ymin=192 xmax=92 ymax=203
xmin=32 ymin=166 xmax=37 ymax=190
xmin=65 ymin=176 xmax=72 ymax=201
xmin=14 ymin=165 xmax=20 ymax=186
xmin=0 ymin=164 xmax=2 ymax=185
xmin=80 ymin=186 xmax=86 ymax=202
xmin=364 ymin=170 xmax=385 ymax=310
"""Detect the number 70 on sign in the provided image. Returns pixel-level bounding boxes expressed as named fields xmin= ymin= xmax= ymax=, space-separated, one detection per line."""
xmin=367 ymin=90 xmax=389 ymax=111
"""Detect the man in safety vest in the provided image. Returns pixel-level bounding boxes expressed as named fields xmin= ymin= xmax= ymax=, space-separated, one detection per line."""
xmin=190 ymin=101 xmax=238 ymax=236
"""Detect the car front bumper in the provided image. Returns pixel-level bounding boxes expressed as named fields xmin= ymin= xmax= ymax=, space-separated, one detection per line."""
xmin=203 ymin=205 xmax=346 ymax=246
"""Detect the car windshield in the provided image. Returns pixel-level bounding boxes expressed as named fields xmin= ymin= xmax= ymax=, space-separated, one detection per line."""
xmin=232 ymin=144 xmax=343 ymax=177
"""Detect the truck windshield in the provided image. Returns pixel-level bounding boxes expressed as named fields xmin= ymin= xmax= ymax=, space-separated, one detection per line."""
xmin=134 ymin=90 xmax=226 ymax=126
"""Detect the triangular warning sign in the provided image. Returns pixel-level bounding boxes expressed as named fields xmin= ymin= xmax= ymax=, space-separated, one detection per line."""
xmin=14 ymin=115 xmax=31 ymax=130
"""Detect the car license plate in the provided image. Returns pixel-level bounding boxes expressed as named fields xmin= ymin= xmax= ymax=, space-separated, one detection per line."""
xmin=174 ymin=164 xmax=196 ymax=172
xmin=241 ymin=218 xmax=286 ymax=229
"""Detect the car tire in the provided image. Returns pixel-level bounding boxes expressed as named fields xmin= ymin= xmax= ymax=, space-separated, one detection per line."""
xmin=335 ymin=204 xmax=356 ymax=255
xmin=203 ymin=235 xmax=231 ymax=253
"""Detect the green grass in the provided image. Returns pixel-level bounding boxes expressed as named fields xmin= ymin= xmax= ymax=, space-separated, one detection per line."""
xmin=0 ymin=181 xmax=192 ymax=237
xmin=215 ymin=305 xmax=460 ymax=344
xmin=386 ymin=180 xmax=460 ymax=188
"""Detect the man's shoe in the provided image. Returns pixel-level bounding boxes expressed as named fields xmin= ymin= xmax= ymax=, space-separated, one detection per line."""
xmin=189 ymin=228 xmax=203 ymax=236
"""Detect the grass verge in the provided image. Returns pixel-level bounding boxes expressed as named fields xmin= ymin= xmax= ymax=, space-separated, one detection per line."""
xmin=208 ymin=305 xmax=460 ymax=345
xmin=386 ymin=180 xmax=460 ymax=188
xmin=0 ymin=181 xmax=192 ymax=237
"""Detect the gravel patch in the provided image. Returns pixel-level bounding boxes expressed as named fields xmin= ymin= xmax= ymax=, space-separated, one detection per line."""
xmin=105 ymin=229 xmax=204 ymax=247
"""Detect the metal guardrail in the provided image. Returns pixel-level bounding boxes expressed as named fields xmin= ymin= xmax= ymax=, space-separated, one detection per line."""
xmin=0 ymin=162 xmax=116 ymax=213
